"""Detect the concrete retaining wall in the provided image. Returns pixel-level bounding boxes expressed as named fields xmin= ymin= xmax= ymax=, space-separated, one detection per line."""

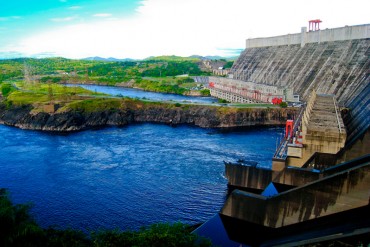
xmin=222 ymin=162 xmax=370 ymax=228
xmin=246 ymin=24 xmax=370 ymax=48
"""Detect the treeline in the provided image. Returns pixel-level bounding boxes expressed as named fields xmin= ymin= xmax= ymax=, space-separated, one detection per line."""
xmin=135 ymin=78 xmax=188 ymax=94
xmin=0 ymin=57 xmax=210 ymax=82
xmin=141 ymin=61 xmax=205 ymax=77
xmin=0 ymin=56 xmax=212 ymax=95
xmin=0 ymin=189 xmax=211 ymax=247
xmin=0 ymin=57 xmax=99 ymax=77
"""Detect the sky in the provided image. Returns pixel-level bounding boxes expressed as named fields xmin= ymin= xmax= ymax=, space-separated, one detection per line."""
xmin=0 ymin=0 xmax=369 ymax=59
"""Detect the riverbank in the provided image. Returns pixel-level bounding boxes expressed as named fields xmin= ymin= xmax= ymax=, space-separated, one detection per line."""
xmin=64 ymin=83 xmax=216 ymax=104
xmin=63 ymin=78 xmax=211 ymax=97
xmin=0 ymin=98 xmax=297 ymax=132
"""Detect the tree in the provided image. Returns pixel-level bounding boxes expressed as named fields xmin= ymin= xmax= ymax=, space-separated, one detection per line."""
xmin=279 ymin=102 xmax=288 ymax=108
xmin=1 ymin=83 xmax=14 ymax=97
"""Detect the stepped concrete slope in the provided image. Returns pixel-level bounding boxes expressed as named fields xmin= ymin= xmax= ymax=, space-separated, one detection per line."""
xmin=194 ymin=25 xmax=370 ymax=246
xmin=230 ymin=24 xmax=370 ymax=144
xmin=231 ymin=25 xmax=369 ymax=104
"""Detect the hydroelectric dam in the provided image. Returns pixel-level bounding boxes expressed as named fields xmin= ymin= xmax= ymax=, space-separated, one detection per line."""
xmin=195 ymin=23 xmax=370 ymax=246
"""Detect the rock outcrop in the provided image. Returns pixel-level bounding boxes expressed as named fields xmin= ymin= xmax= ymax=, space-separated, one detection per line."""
xmin=0 ymin=101 xmax=296 ymax=132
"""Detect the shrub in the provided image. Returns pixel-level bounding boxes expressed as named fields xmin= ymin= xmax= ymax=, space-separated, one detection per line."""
xmin=218 ymin=99 xmax=229 ymax=103
xmin=1 ymin=83 xmax=15 ymax=97
xmin=0 ymin=189 xmax=211 ymax=247
xmin=200 ymin=89 xmax=210 ymax=96
xmin=279 ymin=102 xmax=288 ymax=108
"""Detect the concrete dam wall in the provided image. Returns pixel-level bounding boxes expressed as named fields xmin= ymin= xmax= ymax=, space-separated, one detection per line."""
xmin=230 ymin=24 xmax=370 ymax=143
xmin=245 ymin=24 xmax=370 ymax=49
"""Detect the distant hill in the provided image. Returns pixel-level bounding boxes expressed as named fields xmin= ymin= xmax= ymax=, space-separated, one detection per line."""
xmin=80 ymin=55 xmax=238 ymax=62
xmin=144 ymin=55 xmax=238 ymax=62
xmin=144 ymin=55 xmax=200 ymax=62
xmin=83 ymin=56 xmax=136 ymax=62
xmin=190 ymin=55 xmax=238 ymax=61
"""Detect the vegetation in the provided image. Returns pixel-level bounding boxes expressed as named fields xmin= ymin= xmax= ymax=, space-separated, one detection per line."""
xmin=0 ymin=56 xmax=213 ymax=96
xmin=1 ymin=82 xmax=186 ymax=114
xmin=65 ymin=98 xmax=123 ymax=112
xmin=0 ymin=189 xmax=211 ymax=247
xmin=199 ymin=89 xmax=210 ymax=96
xmin=279 ymin=102 xmax=288 ymax=108
xmin=222 ymin=61 xmax=234 ymax=69
xmin=135 ymin=78 xmax=188 ymax=95
xmin=5 ymin=82 xmax=105 ymax=106
xmin=0 ymin=83 xmax=16 ymax=97
xmin=218 ymin=99 xmax=229 ymax=103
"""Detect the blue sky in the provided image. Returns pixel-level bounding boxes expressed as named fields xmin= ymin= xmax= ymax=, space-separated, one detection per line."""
xmin=0 ymin=0 xmax=369 ymax=59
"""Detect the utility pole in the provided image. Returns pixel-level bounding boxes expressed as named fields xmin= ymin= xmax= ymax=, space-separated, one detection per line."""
xmin=85 ymin=68 xmax=89 ymax=82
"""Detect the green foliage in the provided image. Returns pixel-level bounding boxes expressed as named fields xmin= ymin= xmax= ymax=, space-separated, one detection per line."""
xmin=0 ymin=58 xmax=212 ymax=96
xmin=7 ymin=83 xmax=105 ymax=105
xmin=0 ymin=189 xmax=211 ymax=247
xmin=0 ymin=189 xmax=44 ymax=247
xmin=0 ymin=57 xmax=213 ymax=98
xmin=1 ymin=83 xmax=16 ymax=97
xmin=134 ymin=79 xmax=188 ymax=95
xmin=45 ymin=228 xmax=90 ymax=247
xmin=141 ymin=61 xmax=205 ymax=77
xmin=279 ymin=102 xmax=288 ymax=108
xmin=92 ymin=223 xmax=211 ymax=247
xmin=218 ymin=99 xmax=229 ymax=103
xmin=223 ymin=61 xmax=234 ymax=69
xmin=40 ymin=76 xmax=62 ymax=83
xmin=66 ymin=98 xmax=122 ymax=112
xmin=199 ymin=89 xmax=210 ymax=96
xmin=177 ymin=77 xmax=195 ymax=83
xmin=145 ymin=55 xmax=200 ymax=62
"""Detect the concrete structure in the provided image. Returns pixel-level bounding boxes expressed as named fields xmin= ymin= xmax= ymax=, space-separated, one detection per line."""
xmin=232 ymin=25 xmax=370 ymax=107
xmin=231 ymin=23 xmax=369 ymax=145
xmin=245 ymin=24 xmax=370 ymax=48
xmin=222 ymin=157 xmax=370 ymax=228
xmin=225 ymin=127 xmax=370 ymax=193
xmin=195 ymin=24 xmax=370 ymax=246
xmin=209 ymin=24 xmax=370 ymax=107
xmin=208 ymin=76 xmax=296 ymax=103
xmin=212 ymin=68 xmax=230 ymax=76
xmin=286 ymin=91 xmax=347 ymax=167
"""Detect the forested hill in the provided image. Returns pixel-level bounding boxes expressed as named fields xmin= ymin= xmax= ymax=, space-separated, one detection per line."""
xmin=0 ymin=56 xmax=226 ymax=83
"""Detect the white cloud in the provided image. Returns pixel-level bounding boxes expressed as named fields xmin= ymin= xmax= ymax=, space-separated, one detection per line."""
xmin=69 ymin=6 xmax=82 ymax=10
xmin=9 ymin=0 xmax=370 ymax=59
xmin=0 ymin=16 xmax=22 ymax=22
xmin=50 ymin=16 xmax=77 ymax=22
xmin=93 ymin=13 xmax=113 ymax=17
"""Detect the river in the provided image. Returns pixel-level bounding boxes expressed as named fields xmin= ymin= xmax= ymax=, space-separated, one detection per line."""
xmin=0 ymin=85 xmax=284 ymax=232
xmin=67 ymin=84 xmax=218 ymax=104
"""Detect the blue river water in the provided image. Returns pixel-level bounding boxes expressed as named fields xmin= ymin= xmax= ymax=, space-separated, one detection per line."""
xmin=68 ymin=84 xmax=219 ymax=104
xmin=0 ymin=85 xmax=284 ymax=232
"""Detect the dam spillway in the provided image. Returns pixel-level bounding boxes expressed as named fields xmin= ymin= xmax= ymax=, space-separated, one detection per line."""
xmin=197 ymin=24 xmax=370 ymax=246
xmin=231 ymin=24 xmax=369 ymax=106
xmin=212 ymin=24 xmax=369 ymax=144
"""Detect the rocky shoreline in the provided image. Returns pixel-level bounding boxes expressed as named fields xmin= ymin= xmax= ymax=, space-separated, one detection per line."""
xmin=0 ymin=101 xmax=297 ymax=132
